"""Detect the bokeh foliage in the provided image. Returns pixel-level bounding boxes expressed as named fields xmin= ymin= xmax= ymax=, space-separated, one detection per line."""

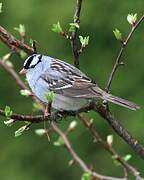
xmin=0 ymin=0 xmax=144 ymax=179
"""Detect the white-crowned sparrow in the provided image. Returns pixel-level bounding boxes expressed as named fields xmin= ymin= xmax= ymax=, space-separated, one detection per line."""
xmin=19 ymin=54 xmax=139 ymax=111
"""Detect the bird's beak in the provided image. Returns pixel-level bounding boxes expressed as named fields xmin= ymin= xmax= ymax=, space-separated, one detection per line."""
xmin=19 ymin=68 xmax=27 ymax=75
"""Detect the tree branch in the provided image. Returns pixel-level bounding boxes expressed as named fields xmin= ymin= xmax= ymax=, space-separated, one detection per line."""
xmin=71 ymin=0 xmax=82 ymax=68
xmin=0 ymin=60 xmax=27 ymax=89
xmin=0 ymin=26 xmax=34 ymax=54
xmin=105 ymin=15 xmax=144 ymax=92
xmin=95 ymin=104 xmax=144 ymax=160
xmin=78 ymin=114 xmax=141 ymax=179
xmin=0 ymin=105 xmax=94 ymax=123
xmin=52 ymin=122 xmax=127 ymax=180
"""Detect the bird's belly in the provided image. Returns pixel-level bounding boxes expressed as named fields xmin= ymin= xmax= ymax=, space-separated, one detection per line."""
xmin=28 ymin=77 xmax=50 ymax=103
xmin=35 ymin=91 xmax=89 ymax=111
xmin=29 ymin=78 xmax=89 ymax=111
xmin=52 ymin=94 xmax=89 ymax=111
xmin=33 ymin=86 xmax=89 ymax=111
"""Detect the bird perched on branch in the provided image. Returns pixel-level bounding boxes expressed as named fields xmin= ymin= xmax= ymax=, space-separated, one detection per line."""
xmin=19 ymin=54 xmax=140 ymax=113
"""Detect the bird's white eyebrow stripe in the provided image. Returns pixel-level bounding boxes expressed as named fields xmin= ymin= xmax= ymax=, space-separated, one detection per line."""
xmin=24 ymin=54 xmax=37 ymax=68
xmin=24 ymin=54 xmax=42 ymax=69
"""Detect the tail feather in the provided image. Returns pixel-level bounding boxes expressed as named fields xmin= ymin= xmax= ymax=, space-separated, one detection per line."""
xmin=102 ymin=93 xmax=140 ymax=111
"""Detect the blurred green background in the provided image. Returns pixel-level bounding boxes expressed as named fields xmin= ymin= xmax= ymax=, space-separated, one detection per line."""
xmin=0 ymin=0 xmax=144 ymax=179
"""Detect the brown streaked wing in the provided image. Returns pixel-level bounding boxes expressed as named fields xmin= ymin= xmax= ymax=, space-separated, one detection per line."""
xmin=58 ymin=79 xmax=102 ymax=98
xmin=39 ymin=60 xmax=101 ymax=98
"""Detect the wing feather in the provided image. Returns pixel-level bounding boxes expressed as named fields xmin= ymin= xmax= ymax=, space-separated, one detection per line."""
xmin=39 ymin=59 xmax=101 ymax=98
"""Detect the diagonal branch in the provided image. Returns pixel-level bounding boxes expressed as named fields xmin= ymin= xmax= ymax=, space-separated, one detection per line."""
xmin=95 ymin=104 xmax=144 ymax=160
xmin=0 ymin=26 xmax=34 ymax=54
xmin=0 ymin=60 xmax=27 ymax=89
xmin=78 ymin=114 xmax=141 ymax=179
xmin=105 ymin=15 xmax=144 ymax=92
xmin=52 ymin=122 xmax=127 ymax=180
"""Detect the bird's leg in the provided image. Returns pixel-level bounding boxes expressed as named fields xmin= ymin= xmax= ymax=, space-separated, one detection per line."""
xmin=45 ymin=128 xmax=51 ymax=142
xmin=48 ymin=102 xmax=52 ymax=114
xmin=44 ymin=106 xmax=49 ymax=118
xmin=43 ymin=103 xmax=52 ymax=142
xmin=44 ymin=102 xmax=52 ymax=118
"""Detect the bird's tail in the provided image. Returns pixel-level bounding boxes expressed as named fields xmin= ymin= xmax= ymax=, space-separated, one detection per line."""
xmin=102 ymin=92 xmax=140 ymax=111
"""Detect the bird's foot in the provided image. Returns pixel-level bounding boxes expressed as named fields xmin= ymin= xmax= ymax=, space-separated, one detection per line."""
xmin=44 ymin=108 xmax=50 ymax=119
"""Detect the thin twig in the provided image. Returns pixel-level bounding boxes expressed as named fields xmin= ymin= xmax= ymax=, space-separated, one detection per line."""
xmin=0 ymin=106 xmax=94 ymax=123
xmin=105 ymin=15 xmax=144 ymax=92
xmin=0 ymin=59 xmax=37 ymax=103
xmin=52 ymin=122 xmax=126 ymax=180
xmin=32 ymin=40 xmax=37 ymax=54
xmin=78 ymin=114 xmax=141 ymax=179
xmin=0 ymin=60 xmax=27 ymax=89
xmin=0 ymin=26 xmax=34 ymax=54
xmin=95 ymin=104 xmax=144 ymax=160
xmin=71 ymin=0 xmax=82 ymax=68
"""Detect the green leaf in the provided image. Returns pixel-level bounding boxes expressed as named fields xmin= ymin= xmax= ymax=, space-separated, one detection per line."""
xmin=14 ymin=24 xmax=26 ymax=34
xmin=107 ymin=134 xmax=113 ymax=146
xmin=15 ymin=125 xmax=27 ymax=137
xmin=113 ymin=29 xmax=122 ymax=41
xmin=123 ymin=154 xmax=132 ymax=161
xmin=53 ymin=136 xmax=64 ymax=146
xmin=112 ymin=155 xmax=121 ymax=166
xmin=4 ymin=119 xmax=15 ymax=127
xmin=89 ymin=118 xmax=94 ymax=125
xmin=4 ymin=106 xmax=13 ymax=118
xmin=2 ymin=53 xmax=11 ymax=61
xmin=32 ymin=102 xmax=42 ymax=112
xmin=5 ymin=60 xmax=13 ymax=68
xmin=68 ymin=159 xmax=74 ymax=166
xmin=45 ymin=91 xmax=55 ymax=103
xmin=127 ymin=13 xmax=137 ymax=25
xmin=19 ymin=24 xmax=25 ymax=34
xmin=35 ymin=129 xmax=46 ymax=136
xmin=29 ymin=38 xmax=33 ymax=46
xmin=69 ymin=120 xmax=77 ymax=130
xmin=25 ymin=121 xmax=31 ymax=126
xmin=0 ymin=3 xmax=2 ymax=13
xmin=52 ymin=21 xmax=63 ymax=33
xmin=19 ymin=50 xmax=27 ymax=59
xmin=69 ymin=22 xmax=80 ymax=32
xmin=81 ymin=173 xmax=91 ymax=180
xmin=20 ymin=89 xmax=31 ymax=97
xmin=79 ymin=36 xmax=89 ymax=47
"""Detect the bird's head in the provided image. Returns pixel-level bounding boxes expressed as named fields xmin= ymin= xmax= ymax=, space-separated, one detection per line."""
xmin=19 ymin=54 xmax=42 ymax=74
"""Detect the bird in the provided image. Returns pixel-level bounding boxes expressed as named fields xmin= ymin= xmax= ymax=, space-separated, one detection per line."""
xmin=19 ymin=54 xmax=140 ymax=113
